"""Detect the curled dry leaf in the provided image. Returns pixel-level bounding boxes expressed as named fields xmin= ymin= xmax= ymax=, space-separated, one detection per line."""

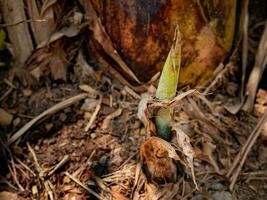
xmin=202 ymin=141 xmax=221 ymax=174
xmin=49 ymin=41 xmax=68 ymax=81
xmin=140 ymin=136 xmax=181 ymax=183
xmin=75 ymin=50 xmax=96 ymax=80
xmin=172 ymin=125 xmax=198 ymax=189
xmin=25 ymin=24 xmax=86 ymax=83
xmin=137 ymin=93 xmax=152 ymax=126
xmin=81 ymin=0 xmax=140 ymax=83
xmin=138 ymin=90 xmax=196 ymax=137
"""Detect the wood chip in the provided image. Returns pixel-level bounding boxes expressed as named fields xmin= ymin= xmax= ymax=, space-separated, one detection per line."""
xmin=0 ymin=107 xmax=13 ymax=126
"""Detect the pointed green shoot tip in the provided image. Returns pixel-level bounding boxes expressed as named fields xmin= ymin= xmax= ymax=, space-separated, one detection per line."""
xmin=155 ymin=27 xmax=182 ymax=141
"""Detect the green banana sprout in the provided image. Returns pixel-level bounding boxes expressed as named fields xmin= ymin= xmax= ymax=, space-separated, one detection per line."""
xmin=155 ymin=27 xmax=181 ymax=141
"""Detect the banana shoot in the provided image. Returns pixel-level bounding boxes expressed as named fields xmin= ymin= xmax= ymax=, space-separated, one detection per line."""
xmin=155 ymin=27 xmax=182 ymax=141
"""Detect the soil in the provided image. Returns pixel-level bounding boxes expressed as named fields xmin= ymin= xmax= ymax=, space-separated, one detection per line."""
xmin=1 ymin=62 xmax=267 ymax=199
xmin=0 ymin=1 xmax=267 ymax=200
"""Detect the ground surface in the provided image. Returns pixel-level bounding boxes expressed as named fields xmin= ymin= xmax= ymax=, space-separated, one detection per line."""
xmin=0 ymin=1 xmax=267 ymax=199
xmin=0 ymin=61 xmax=267 ymax=200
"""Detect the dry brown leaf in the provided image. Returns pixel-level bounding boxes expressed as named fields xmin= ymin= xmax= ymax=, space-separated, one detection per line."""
xmin=49 ymin=42 xmax=68 ymax=81
xmin=202 ymin=141 xmax=221 ymax=174
xmin=140 ymin=136 xmax=180 ymax=183
xmin=37 ymin=24 xmax=86 ymax=48
xmin=75 ymin=50 xmax=96 ymax=79
xmin=172 ymin=125 xmax=198 ymax=188
xmin=0 ymin=191 xmax=25 ymax=200
xmin=145 ymin=182 xmax=181 ymax=200
xmin=81 ymin=0 xmax=140 ymax=83
xmin=25 ymin=25 xmax=85 ymax=83
xmin=137 ymin=93 xmax=152 ymax=126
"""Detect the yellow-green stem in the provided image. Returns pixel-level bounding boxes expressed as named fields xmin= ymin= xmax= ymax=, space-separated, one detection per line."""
xmin=155 ymin=27 xmax=181 ymax=141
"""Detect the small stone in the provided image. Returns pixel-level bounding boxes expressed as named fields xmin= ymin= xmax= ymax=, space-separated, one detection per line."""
xmin=190 ymin=194 xmax=203 ymax=200
xmin=63 ymin=176 xmax=71 ymax=183
xmin=84 ymin=112 xmax=92 ymax=120
xmin=59 ymin=113 xmax=67 ymax=122
xmin=23 ymin=89 xmax=32 ymax=97
xmin=13 ymin=117 xmax=21 ymax=127
xmin=45 ymin=123 xmax=54 ymax=131
xmin=90 ymin=133 xmax=96 ymax=139
xmin=73 ymin=12 xmax=83 ymax=24
xmin=0 ymin=108 xmax=13 ymax=126
xmin=32 ymin=185 xmax=38 ymax=196
xmin=226 ymin=82 xmax=238 ymax=97
xmin=81 ymin=99 xmax=98 ymax=112
xmin=212 ymin=191 xmax=232 ymax=200
xmin=99 ymin=155 xmax=108 ymax=166
xmin=211 ymin=182 xmax=225 ymax=191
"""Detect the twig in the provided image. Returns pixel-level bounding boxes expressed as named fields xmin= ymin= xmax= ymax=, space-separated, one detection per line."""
xmin=203 ymin=63 xmax=224 ymax=95
xmin=241 ymin=170 xmax=267 ymax=176
xmin=16 ymin=158 xmax=36 ymax=177
xmin=9 ymin=112 xmax=35 ymax=119
xmin=8 ymin=93 xmax=88 ymax=144
xmin=84 ymin=98 xmax=102 ymax=131
xmin=240 ymin=10 xmax=249 ymax=102
xmin=123 ymin=86 xmax=141 ymax=99
xmin=243 ymin=22 xmax=267 ymax=112
xmin=3 ymin=78 xmax=17 ymax=89
xmin=0 ymin=176 xmax=18 ymax=191
xmin=72 ymin=150 xmax=96 ymax=178
xmin=64 ymin=171 xmax=102 ymax=199
xmin=48 ymin=155 xmax=69 ymax=176
xmin=27 ymin=143 xmax=42 ymax=175
xmin=0 ymin=19 xmax=47 ymax=27
xmin=118 ymin=152 xmax=138 ymax=170
xmin=44 ymin=180 xmax=54 ymax=200
xmin=0 ymin=88 xmax=13 ymax=102
xmin=93 ymin=175 xmax=110 ymax=193
xmin=227 ymin=110 xmax=267 ymax=190
xmin=8 ymin=158 xmax=24 ymax=191
xmin=27 ymin=143 xmax=56 ymax=198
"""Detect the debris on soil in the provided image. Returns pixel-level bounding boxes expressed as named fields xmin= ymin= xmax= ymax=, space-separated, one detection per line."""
xmin=1 ymin=1 xmax=267 ymax=200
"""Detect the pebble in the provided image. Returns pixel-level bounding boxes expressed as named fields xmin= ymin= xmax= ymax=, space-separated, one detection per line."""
xmin=212 ymin=191 xmax=233 ymax=200
xmin=90 ymin=133 xmax=96 ymax=139
xmin=0 ymin=108 xmax=13 ymax=126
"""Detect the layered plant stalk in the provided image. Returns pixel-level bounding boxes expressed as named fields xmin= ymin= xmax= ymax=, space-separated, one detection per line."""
xmin=155 ymin=27 xmax=182 ymax=141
